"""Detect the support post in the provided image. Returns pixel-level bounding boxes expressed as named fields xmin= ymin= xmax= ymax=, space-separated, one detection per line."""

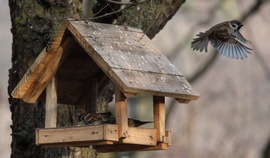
xmin=153 ymin=96 xmax=165 ymax=142
xmin=115 ymin=88 xmax=128 ymax=138
xmin=45 ymin=77 xmax=58 ymax=128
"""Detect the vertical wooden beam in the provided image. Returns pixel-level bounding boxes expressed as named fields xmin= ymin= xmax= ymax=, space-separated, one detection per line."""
xmin=115 ymin=88 xmax=128 ymax=138
xmin=85 ymin=78 xmax=98 ymax=113
xmin=45 ymin=77 xmax=58 ymax=128
xmin=153 ymin=96 xmax=165 ymax=142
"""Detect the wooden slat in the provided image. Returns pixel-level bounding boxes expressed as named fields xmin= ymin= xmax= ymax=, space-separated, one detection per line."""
xmin=45 ymin=77 xmax=58 ymax=128
xmin=41 ymin=141 xmax=114 ymax=147
xmin=121 ymin=127 xmax=156 ymax=146
xmin=153 ymin=96 xmax=165 ymax=142
xmin=40 ymin=141 xmax=114 ymax=147
xmin=11 ymin=36 xmax=75 ymax=103
xmin=96 ymin=143 xmax=168 ymax=153
xmin=108 ymin=68 xmax=199 ymax=100
xmin=36 ymin=124 xmax=118 ymax=146
xmin=115 ymin=88 xmax=129 ymax=138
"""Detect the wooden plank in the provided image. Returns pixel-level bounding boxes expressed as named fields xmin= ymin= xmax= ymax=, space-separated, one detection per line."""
xmin=11 ymin=36 xmax=75 ymax=103
xmin=115 ymin=88 xmax=129 ymax=138
xmin=108 ymin=68 xmax=199 ymax=100
xmin=45 ymin=77 xmax=58 ymax=128
xmin=46 ymin=21 xmax=69 ymax=52
xmin=153 ymin=96 xmax=165 ymax=142
xmin=121 ymin=127 xmax=156 ymax=146
xmin=95 ymin=143 xmax=168 ymax=152
xmin=40 ymin=141 xmax=114 ymax=147
xmin=36 ymin=124 xmax=118 ymax=146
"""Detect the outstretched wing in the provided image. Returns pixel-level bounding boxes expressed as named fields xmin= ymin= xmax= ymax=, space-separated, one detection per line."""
xmin=233 ymin=31 xmax=251 ymax=44
xmin=191 ymin=32 xmax=209 ymax=52
xmin=210 ymin=36 xmax=252 ymax=59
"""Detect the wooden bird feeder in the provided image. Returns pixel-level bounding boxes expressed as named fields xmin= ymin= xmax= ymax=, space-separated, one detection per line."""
xmin=11 ymin=20 xmax=199 ymax=152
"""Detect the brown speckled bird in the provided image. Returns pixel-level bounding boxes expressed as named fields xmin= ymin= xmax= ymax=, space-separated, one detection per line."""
xmin=78 ymin=112 xmax=152 ymax=127
xmin=191 ymin=20 xmax=252 ymax=59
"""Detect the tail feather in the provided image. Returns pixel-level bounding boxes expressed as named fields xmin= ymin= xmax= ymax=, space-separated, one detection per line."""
xmin=191 ymin=32 xmax=209 ymax=52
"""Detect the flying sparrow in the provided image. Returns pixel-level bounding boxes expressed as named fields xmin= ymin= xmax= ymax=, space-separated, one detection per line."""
xmin=191 ymin=20 xmax=252 ymax=59
xmin=78 ymin=112 xmax=152 ymax=127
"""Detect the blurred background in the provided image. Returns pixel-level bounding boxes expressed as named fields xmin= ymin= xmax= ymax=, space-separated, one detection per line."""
xmin=1 ymin=0 xmax=270 ymax=158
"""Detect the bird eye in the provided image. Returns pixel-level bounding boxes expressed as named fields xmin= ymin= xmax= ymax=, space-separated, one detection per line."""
xmin=230 ymin=23 xmax=238 ymax=30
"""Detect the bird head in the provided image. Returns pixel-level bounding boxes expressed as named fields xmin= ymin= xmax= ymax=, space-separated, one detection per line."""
xmin=229 ymin=20 xmax=243 ymax=31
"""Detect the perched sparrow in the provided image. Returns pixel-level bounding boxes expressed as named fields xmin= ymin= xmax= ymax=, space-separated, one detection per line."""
xmin=78 ymin=112 xmax=152 ymax=127
xmin=78 ymin=112 xmax=112 ymax=126
xmin=191 ymin=20 xmax=252 ymax=59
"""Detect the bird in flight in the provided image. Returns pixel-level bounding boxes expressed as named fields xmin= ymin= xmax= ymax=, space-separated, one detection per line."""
xmin=191 ymin=20 xmax=252 ymax=59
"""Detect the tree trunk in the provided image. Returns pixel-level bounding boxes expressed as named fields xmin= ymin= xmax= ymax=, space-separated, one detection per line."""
xmin=8 ymin=0 xmax=185 ymax=157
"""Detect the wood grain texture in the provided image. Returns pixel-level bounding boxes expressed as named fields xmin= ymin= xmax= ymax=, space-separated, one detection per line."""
xmin=154 ymin=96 xmax=165 ymax=142
xmin=36 ymin=124 xmax=118 ymax=147
xmin=45 ymin=77 xmax=58 ymax=128
xmin=115 ymin=88 xmax=129 ymax=138
xmin=120 ymin=127 xmax=157 ymax=146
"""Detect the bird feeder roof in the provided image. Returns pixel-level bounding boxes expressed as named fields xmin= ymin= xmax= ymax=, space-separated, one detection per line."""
xmin=11 ymin=20 xmax=199 ymax=104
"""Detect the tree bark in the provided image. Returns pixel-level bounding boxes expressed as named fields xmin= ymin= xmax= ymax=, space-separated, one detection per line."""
xmin=8 ymin=0 xmax=185 ymax=157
